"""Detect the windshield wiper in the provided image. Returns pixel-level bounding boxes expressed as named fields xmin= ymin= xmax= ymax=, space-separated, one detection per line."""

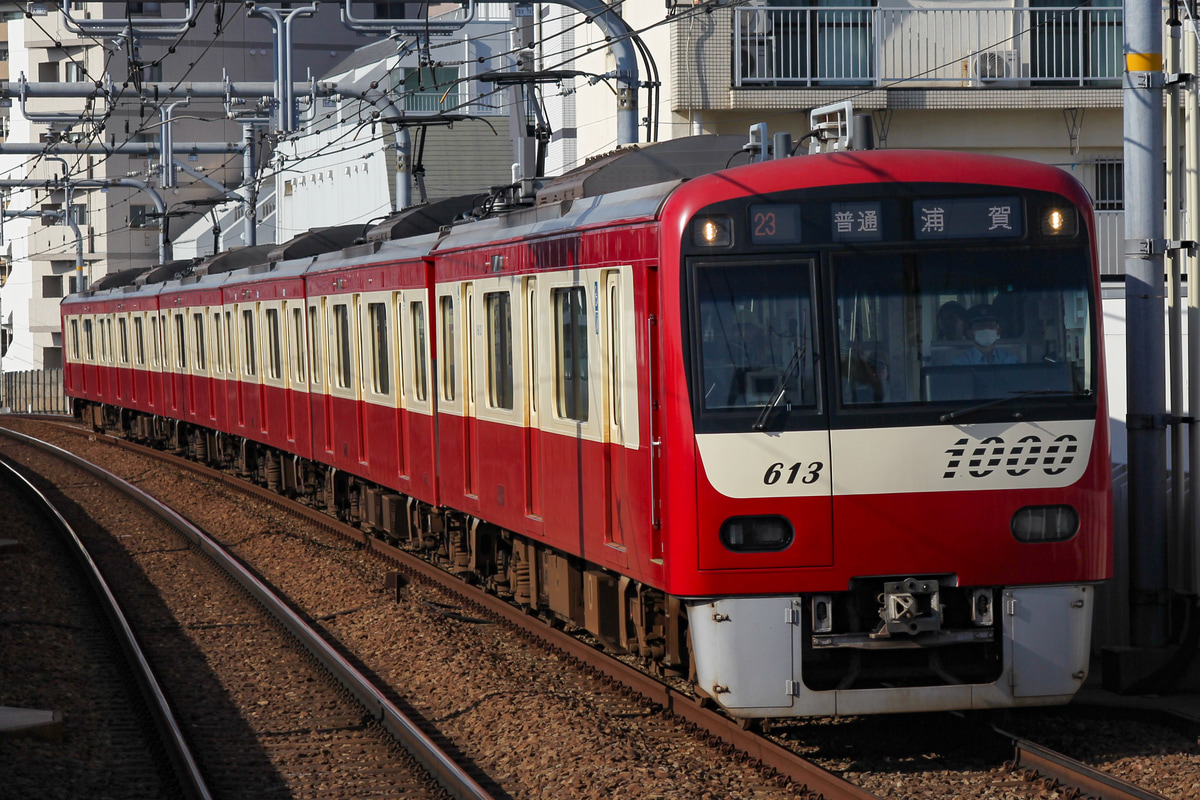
xmin=752 ymin=344 xmax=805 ymax=431
xmin=939 ymin=389 xmax=1092 ymax=424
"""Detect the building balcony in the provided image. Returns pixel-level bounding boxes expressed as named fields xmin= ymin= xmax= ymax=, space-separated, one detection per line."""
xmin=673 ymin=5 xmax=1125 ymax=112
xmin=734 ymin=4 xmax=1121 ymax=89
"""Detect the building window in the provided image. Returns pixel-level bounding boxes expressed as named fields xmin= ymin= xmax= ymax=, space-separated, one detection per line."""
xmin=1094 ymin=159 xmax=1122 ymax=211
xmin=64 ymin=61 xmax=86 ymax=83
xmin=43 ymin=346 xmax=63 ymax=369
xmin=485 ymin=291 xmax=513 ymax=410
xmin=130 ymin=205 xmax=157 ymax=228
xmin=554 ymin=287 xmax=589 ymax=422
xmin=400 ymin=66 xmax=460 ymax=113
xmin=38 ymin=62 xmax=59 ymax=83
xmin=42 ymin=275 xmax=63 ymax=298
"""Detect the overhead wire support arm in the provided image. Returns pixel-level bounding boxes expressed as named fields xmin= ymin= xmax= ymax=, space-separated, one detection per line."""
xmin=17 ymin=72 xmax=111 ymax=128
xmin=246 ymin=1 xmax=319 ymax=133
xmin=60 ymin=0 xmax=201 ymax=37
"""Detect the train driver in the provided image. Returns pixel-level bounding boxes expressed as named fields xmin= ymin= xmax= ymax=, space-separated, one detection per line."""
xmin=953 ymin=304 xmax=1018 ymax=365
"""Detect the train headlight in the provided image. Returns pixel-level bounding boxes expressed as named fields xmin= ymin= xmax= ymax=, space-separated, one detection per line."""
xmin=693 ymin=216 xmax=732 ymax=247
xmin=1011 ymin=505 xmax=1079 ymax=543
xmin=719 ymin=515 xmax=794 ymax=552
xmin=1040 ymin=206 xmax=1077 ymax=237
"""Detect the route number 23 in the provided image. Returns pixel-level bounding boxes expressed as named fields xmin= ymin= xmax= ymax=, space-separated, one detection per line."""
xmin=763 ymin=461 xmax=824 ymax=486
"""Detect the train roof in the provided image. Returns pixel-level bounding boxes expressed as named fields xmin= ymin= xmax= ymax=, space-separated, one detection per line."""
xmin=434 ymin=179 xmax=682 ymax=252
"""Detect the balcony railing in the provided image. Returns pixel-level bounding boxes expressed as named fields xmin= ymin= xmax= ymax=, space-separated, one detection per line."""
xmin=734 ymin=5 xmax=1122 ymax=88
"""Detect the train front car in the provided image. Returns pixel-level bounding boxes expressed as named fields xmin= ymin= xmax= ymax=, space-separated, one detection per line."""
xmin=658 ymin=150 xmax=1110 ymax=718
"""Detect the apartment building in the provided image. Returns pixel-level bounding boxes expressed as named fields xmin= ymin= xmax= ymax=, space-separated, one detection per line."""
xmin=0 ymin=1 xmax=398 ymax=372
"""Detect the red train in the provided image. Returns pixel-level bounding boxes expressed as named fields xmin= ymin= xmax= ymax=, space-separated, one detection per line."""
xmin=61 ymin=139 xmax=1111 ymax=717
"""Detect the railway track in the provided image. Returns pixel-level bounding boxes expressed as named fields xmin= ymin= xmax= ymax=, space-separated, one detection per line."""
xmin=0 ymin=452 xmax=208 ymax=799
xmin=2 ymin=415 xmax=1185 ymax=800
xmin=0 ymin=422 xmax=493 ymax=800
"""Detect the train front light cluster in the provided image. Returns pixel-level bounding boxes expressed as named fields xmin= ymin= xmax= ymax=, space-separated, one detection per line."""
xmin=719 ymin=515 xmax=794 ymax=552
xmin=693 ymin=215 xmax=732 ymax=247
xmin=1040 ymin=206 xmax=1077 ymax=236
xmin=1010 ymin=505 xmax=1079 ymax=543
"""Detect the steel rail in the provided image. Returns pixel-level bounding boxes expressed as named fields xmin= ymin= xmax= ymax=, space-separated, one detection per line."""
xmin=1003 ymin=730 xmax=1170 ymax=800
xmin=0 ymin=426 xmax=495 ymax=800
xmin=0 ymin=454 xmax=213 ymax=800
xmin=22 ymin=421 xmax=880 ymax=800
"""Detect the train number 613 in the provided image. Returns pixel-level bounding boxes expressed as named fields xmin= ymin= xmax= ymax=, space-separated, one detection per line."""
xmin=763 ymin=461 xmax=824 ymax=486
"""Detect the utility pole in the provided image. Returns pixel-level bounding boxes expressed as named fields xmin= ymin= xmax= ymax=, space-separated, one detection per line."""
xmin=1124 ymin=0 xmax=1169 ymax=649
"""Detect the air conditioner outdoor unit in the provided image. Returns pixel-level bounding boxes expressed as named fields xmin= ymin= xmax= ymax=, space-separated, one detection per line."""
xmin=962 ymin=50 xmax=1021 ymax=86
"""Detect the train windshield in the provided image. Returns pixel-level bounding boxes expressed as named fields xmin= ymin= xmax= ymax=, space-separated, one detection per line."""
xmin=833 ymin=248 xmax=1095 ymax=410
xmin=694 ymin=260 xmax=818 ymax=414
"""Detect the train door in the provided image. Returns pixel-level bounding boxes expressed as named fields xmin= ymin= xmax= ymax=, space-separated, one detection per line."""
xmin=309 ymin=298 xmax=333 ymax=456
xmin=233 ymin=304 xmax=247 ymax=428
xmin=353 ymin=293 xmax=368 ymax=466
xmin=524 ymin=277 xmax=542 ymax=518
xmin=464 ymin=282 xmax=478 ymax=496
xmin=117 ymin=314 xmax=130 ymax=402
xmin=210 ymin=309 xmax=223 ymax=424
xmin=147 ymin=313 xmax=159 ymax=408
xmin=192 ymin=309 xmax=209 ymax=421
xmin=602 ymin=270 xmax=626 ymax=550
xmin=392 ymin=291 xmax=408 ymax=480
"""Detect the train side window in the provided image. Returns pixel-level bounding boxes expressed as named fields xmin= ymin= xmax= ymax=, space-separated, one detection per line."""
xmin=104 ymin=319 xmax=114 ymax=364
xmin=193 ymin=312 xmax=207 ymax=371
xmin=440 ymin=295 xmax=456 ymax=402
xmin=212 ymin=312 xmax=224 ymax=374
xmin=134 ymin=317 xmax=146 ymax=366
xmin=308 ymin=304 xmax=323 ymax=385
xmin=553 ymin=286 xmax=588 ymax=422
xmin=242 ymin=308 xmax=257 ymax=376
xmin=148 ymin=316 xmax=158 ymax=367
xmin=224 ymin=312 xmax=234 ymax=374
xmin=392 ymin=294 xmax=405 ymax=401
xmin=411 ymin=301 xmax=428 ymax=402
xmin=70 ymin=319 xmax=80 ymax=360
xmin=607 ymin=277 xmax=621 ymax=430
xmin=118 ymin=317 xmax=130 ymax=364
xmin=174 ymin=313 xmax=187 ymax=370
xmin=292 ymin=307 xmax=306 ymax=383
xmin=526 ymin=280 xmax=538 ymax=416
xmin=485 ymin=291 xmax=513 ymax=410
xmin=83 ymin=319 xmax=94 ymax=361
xmin=265 ymin=307 xmax=282 ymax=380
xmin=333 ymin=303 xmax=353 ymax=389
xmin=368 ymin=301 xmax=390 ymax=395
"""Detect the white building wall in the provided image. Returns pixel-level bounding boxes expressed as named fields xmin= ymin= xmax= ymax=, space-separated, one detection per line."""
xmin=276 ymin=130 xmax=394 ymax=239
